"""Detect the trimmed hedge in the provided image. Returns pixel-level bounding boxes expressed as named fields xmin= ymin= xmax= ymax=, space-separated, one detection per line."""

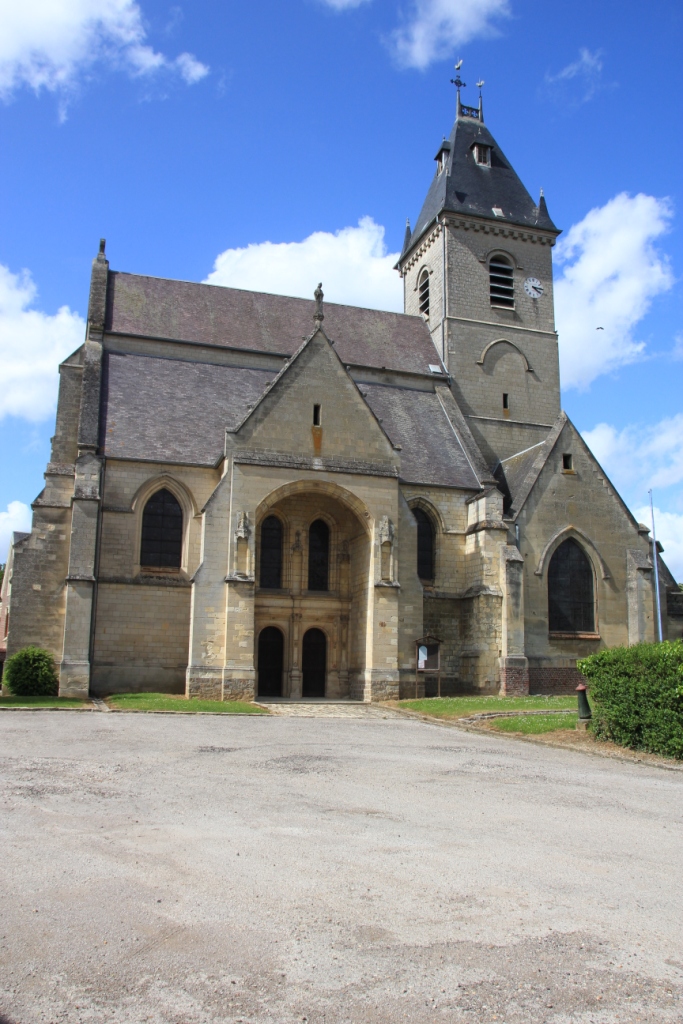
xmin=4 ymin=646 xmax=59 ymax=697
xmin=578 ymin=641 xmax=683 ymax=759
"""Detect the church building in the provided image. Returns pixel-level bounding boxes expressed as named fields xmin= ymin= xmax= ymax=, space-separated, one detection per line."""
xmin=2 ymin=87 xmax=681 ymax=701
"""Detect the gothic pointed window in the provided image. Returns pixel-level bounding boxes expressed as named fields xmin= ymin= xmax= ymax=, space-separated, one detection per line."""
xmin=548 ymin=539 xmax=595 ymax=634
xmin=418 ymin=269 xmax=430 ymax=318
xmin=140 ymin=488 xmax=183 ymax=569
xmin=259 ymin=515 xmax=283 ymax=589
xmin=308 ymin=519 xmax=330 ymax=591
xmin=412 ymin=507 xmax=434 ymax=582
xmin=489 ymin=255 xmax=514 ymax=308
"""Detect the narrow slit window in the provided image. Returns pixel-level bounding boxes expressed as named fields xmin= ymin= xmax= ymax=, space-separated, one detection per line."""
xmin=489 ymin=255 xmax=514 ymax=308
xmin=418 ymin=269 xmax=430 ymax=318
xmin=502 ymin=393 xmax=509 ymax=410
xmin=259 ymin=516 xmax=283 ymax=589
xmin=308 ymin=519 xmax=330 ymax=591
xmin=412 ymin=507 xmax=435 ymax=582
xmin=562 ymin=453 xmax=573 ymax=471
xmin=313 ymin=404 xmax=321 ymax=426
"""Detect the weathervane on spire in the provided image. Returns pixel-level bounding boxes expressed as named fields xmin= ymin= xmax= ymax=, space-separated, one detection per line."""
xmin=450 ymin=59 xmax=465 ymax=93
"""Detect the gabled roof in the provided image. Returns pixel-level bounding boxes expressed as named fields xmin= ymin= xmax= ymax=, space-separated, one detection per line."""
xmin=405 ymin=113 xmax=559 ymax=253
xmin=495 ymin=414 xmax=567 ymax=518
xmin=105 ymin=272 xmax=439 ymax=376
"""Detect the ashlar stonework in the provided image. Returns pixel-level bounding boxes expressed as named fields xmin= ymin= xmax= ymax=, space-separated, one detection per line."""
xmin=2 ymin=98 xmax=680 ymax=699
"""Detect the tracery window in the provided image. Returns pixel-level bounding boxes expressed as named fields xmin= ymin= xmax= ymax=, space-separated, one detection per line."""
xmin=412 ymin=507 xmax=435 ymax=582
xmin=418 ymin=269 xmax=430 ymax=317
xmin=140 ymin=488 xmax=183 ymax=569
xmin=548 ymin=539 xmax=595 ymax=634
xmin=259 ymin=516 xmax=283 ymax=589
xmin=489 ymin=255 xmax=514 ymax=308
xmin=308 ymin=519 xmax=330 ymax=591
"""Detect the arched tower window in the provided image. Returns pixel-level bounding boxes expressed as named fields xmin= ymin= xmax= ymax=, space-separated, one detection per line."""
xmin=418 ymin=269 xmax=430 ymax=317
xmin=548 ymin=539 xmax=595 ymax=634
xmin=489 ymin=255 xmax=514 ymax=308
xmin=308 ymin=519 xmax=330 ymax=591
xmin=140 ymin=488 xmax=183 ymax=569
xmin=412 ymin=507 xmax=435 ymax=582
xmin=259 ymin=516 xmax=283 ymax=589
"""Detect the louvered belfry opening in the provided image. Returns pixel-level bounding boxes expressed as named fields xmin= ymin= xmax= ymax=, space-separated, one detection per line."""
xmin=548 ymin=539 xmax=595 ymax=633
xmin=418 ymin=269 xmax=430 ymax=317
xmin=140 ymin=488 xmax=183 ymax=569
xmin=259 ymin=515 xmax=283 ymax=589
xmin=489 ymin=255 xmax=514 ymax=308
xmin=412 ymin=507 xmax=435 ymax=582
xmin=308 ymin=519 xmax=330 ymax=591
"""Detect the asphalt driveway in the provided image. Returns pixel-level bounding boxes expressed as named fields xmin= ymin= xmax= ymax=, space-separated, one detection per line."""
xmin=1 ymin=710 xmax=682 ymax=1023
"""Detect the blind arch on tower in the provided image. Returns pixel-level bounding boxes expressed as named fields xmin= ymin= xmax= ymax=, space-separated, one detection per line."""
xmin=140 ymin=488 xmax=183 ymax=569
xmin=548 ymin=538 xmax=595 ymax=634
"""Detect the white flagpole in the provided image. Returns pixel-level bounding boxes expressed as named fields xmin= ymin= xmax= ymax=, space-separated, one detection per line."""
xmin=649 ymin=490 xmax=663 ymax=643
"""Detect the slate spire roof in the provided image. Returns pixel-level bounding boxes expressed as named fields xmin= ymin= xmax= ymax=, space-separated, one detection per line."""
xmin=404 ymin=108 xmax=559 ymax=254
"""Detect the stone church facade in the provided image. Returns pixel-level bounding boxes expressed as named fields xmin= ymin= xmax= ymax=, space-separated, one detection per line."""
xmin=2 ymin=96 xmax=681 ymax=700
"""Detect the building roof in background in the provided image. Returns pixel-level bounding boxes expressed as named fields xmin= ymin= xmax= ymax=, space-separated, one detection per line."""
xmin=360 ymin=383 xmax=482 ymax=489
xmin=101 ymin=351 xmax=482 ymax=489
xmin=105 ymin=273 xmax=438 ymax=375
xmin=406 ymin=114 xmax=559 ymax=251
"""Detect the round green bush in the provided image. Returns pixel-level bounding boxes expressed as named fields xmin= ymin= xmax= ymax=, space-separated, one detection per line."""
xmin=4 ymin=646 xmax=59 ymax=697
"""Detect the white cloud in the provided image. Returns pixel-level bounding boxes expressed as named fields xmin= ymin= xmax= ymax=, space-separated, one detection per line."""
xmin=0 ymin=501 xmax=32 ymax=564
xmin=545 ymin=48 xmax=604 ymax=104
xmin=554 ymin=193 xmax=674 ymax=390
xmin=205 ymin=216 xmax=403 ymax=313
xmin=388 ymin=0 xmax=510 ymax=70
xmin=583 ymin=416 xmax=683 ymax=580
xmin=672 ymin=334 xmax=683 ymax=361
xmin=0 ymin=0 xmax=209 ymax=100
xmin=633 ymin=507 xmax=683 ymax=584
xmin=0 ymin=264 xmax=85 ymax=422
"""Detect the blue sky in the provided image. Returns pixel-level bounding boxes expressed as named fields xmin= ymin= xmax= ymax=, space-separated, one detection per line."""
xmin=1 ymin=0 xmax=682 ymax=575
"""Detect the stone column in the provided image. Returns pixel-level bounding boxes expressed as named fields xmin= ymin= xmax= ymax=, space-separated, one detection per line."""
xmin=627 ymin=549 xmax=656 ymax=645
xmin=59 ymin=453 xmax=102 ymax=697
xmin=288 ymin=531 xmax=303 ymax=698
xmin=498 ymin=544 xmax=529 ymax=696
xmin=186 ymin=477 xmax=231 ymax=700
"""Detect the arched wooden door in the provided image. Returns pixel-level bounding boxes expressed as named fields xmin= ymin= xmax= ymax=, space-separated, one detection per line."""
xmin=257 ymin=627 xmax=284 ymax=697
xmin=302 ymin=628 xmax=326 ymax=698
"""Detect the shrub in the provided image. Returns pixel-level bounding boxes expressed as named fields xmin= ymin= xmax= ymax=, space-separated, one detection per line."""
xmin=4 ymin=646 xmax=59 ymax=697
xmin=578 ymin=641 xmax=683 ymax=759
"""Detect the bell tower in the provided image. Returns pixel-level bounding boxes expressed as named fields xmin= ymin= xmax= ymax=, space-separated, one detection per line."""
xmin=396 ymin=73 xmax=562 ymax=469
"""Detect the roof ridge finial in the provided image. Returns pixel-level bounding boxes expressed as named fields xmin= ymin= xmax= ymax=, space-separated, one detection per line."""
xmin=314 ymin=282 xmax=324 ymax=323
xmin=476 ymin=79 xmax=484 ymax=121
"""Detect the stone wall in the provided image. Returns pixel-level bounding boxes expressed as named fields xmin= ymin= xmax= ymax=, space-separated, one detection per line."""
xmin=92 ymin=582 xmax=191 ymax=694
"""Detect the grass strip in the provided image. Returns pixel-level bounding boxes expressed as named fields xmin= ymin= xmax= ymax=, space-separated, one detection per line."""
xmin=397 ymin=695 xmax=577 ymax=720
xmin=486 ymin=712 xmax=579 ymax=734
xmin=0 ymin=696 xmax=88 ymax=708
xmin=106 ymin=693 xmax=268 ymax=713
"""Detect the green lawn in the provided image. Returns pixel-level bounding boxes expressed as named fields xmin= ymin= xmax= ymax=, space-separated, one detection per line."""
xmin=106 ymin=693 xmax=268 ymax=713
xmin=487 ymin=712 xmax=579 ymax=734
xmin=0 ymin=696 xmax=88 ymax=708
xmin=396 ymin=695 xmax=578 ymax=719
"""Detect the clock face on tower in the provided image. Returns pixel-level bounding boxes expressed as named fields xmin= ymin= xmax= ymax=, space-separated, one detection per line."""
xmin=524 ymin=277 xmax=544 ymax=299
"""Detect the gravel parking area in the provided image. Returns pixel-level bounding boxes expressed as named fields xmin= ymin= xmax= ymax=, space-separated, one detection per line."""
xmin=1 ymin=711 xmax=682 ymax=1023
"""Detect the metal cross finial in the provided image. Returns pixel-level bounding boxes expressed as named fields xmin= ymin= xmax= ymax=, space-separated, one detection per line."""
xmin=314 ymin=282 xmax=324 ymax=323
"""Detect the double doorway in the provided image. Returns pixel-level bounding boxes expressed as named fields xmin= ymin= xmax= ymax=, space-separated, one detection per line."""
xmin=257 ymin=626 xmax=326 ymax=698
